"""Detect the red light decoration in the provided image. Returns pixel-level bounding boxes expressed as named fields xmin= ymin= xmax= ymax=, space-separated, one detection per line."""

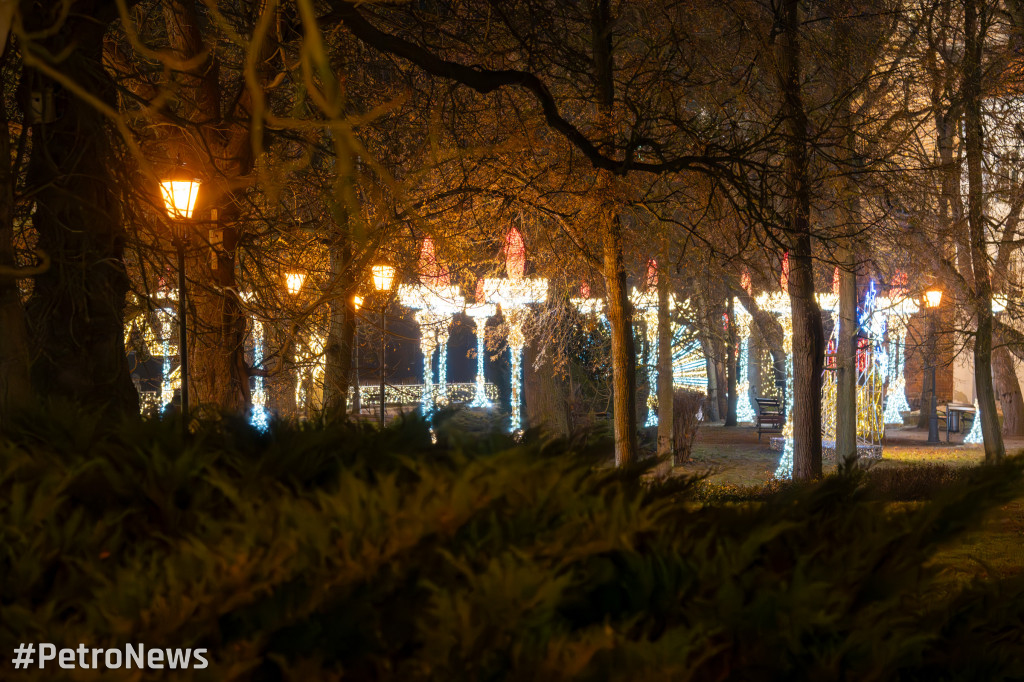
xmin=780 ymin=252 xmax=790 ymax=291
xmin=891 ymin=270 xmax=908 ymax=297
xmin=741 ymin=269 xmax=752 ymax=295
xmin=580 ymin=281 xmax=591 ymax=298
xmin=832 ymin=267 xmax=840 ymax=296
xmin=504 ymin=227 xmax=526 ymax=280
xmin=645 ymin=259 xmax=658 ymax=289
xmin=418 ymin=237 xmax=450 ymax=286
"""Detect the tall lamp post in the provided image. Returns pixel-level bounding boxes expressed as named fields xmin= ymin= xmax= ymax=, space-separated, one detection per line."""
xmin=159 ymin=174 xmax=201 ymax=429
xmin=372 ymin=265 xmax=396 ymax=426
xmin=924 ymin=287 xmax=943 ymax=444
xmin=353 ymin=295 xmax=363 ymax=417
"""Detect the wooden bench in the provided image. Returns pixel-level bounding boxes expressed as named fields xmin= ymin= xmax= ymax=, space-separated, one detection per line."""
xmin=755 ymin=397 xmax=785 ymax=441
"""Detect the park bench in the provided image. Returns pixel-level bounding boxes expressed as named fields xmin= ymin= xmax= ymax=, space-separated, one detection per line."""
xmin=755 ymin=397 xmax=785 ymax=441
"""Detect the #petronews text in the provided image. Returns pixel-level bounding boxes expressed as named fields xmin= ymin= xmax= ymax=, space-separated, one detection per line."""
xmin=12 ymin=643 xmax=209 ymax=670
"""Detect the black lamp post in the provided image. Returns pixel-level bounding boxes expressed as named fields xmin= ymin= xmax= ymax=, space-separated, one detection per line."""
xmin=353 ymin=295 xmax=363 ymax=417
xmin=372 ymin=265 xmax=396 ymax=426
xmin=159 ymin=175 xmax=201 ymax=432
xmin=924 ymin=287 xmax=944 ymax=444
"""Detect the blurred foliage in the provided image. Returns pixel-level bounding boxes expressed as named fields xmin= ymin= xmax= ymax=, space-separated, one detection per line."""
xmin=2 ymin=404 xmax=1024 ymax=680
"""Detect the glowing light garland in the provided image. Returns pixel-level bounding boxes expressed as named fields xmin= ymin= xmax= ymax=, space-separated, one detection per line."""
xmin=631 ymin=286 xmax=661 ymax=427
xmin=855 ymin=282 xmax=886 ymax=455
xmin=734 ymin=300 xmax=756 ymax=423
xmin=250 ymin=316 xmax=270 ymax=431
xmin=820 ymin=296 xmax=839 ymax=444
xmin=465 ymin=303 xmax=497 ymax=408
xmin=774 ymin=308 xmax=795 ymax=480
xmin=571 ymin=297 xmax=606 ymax=320
xmin=883 ymin=313 xmax=912 ymax=424
xmin=157 ymin=308 xmax=177 ymax=413
xmin=295 ymin=333 xmax=326 ymax=413
xmin=414 ymin=310 xmax=440 ymax=415
xmin=964 ymin=400 xmax=983 ymax=443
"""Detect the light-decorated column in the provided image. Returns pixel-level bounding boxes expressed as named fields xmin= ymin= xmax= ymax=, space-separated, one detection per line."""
xmin=507 ymin=307 xmax=526 ymax=432
xmin=754 ymin=291 xmax=795 ymax=479
xmin=734 ymin=300 xmax=756 ymax=423
xmin=437 ymin=319 xmax=451 ymax=405
xmin=482 ymin=276 xmax=548 ymax=434
xmin=774 ymin=311 xmax=795 ymax=479
xmin=466 ymin=303 xmax=496 ymax=408
xmin=630 ymin=285 xmax=659 ymax=427
xmin=416 ymin=310 xmax=439 ymax=415
xmin=157 ymin=308 xmax=176 ymax=412
xmin=250 ymin=316 xmax=269 ymax=430
xmin=398 ymin=283 xmax=464 ymax=414
xmin=884 ymin=313 xmax=911 ymax=424
xmin=645 ymin=307 xmax=659 ymax=427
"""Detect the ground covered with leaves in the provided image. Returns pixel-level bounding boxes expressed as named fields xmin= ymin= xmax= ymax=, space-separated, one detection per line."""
xmin=3 ymin=408 xmax=1024 ymax=680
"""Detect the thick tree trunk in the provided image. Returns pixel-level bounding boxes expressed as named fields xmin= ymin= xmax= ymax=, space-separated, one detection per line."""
xmin=993 ymin=344 xmax=1024 ymax=436
xmin=603 ymin=212 xmax=638 ymax=466
xmin=23 ymin=4 xmax=137 ymax=416
xmin=777 ymin=0 xmax=823 ymax=480
xmin=656 ymin=267 xmax=675 ymax=455
xmin=725 ymin=295 xmax=738 ymax=426
xmin=323 ymin=225 xmax=356 ymax=417
xmin=525 ymin=333 xmax=570 ymax=437
xmin=703 ymin=343 xmax=720 ymax=422
xmin=187 ymin=220 xmax=250 ymax=413
xmin=964 ymin=0 xmax=1005 ymax=463
xmin=836 ymin=246 xmax=857 ymax=459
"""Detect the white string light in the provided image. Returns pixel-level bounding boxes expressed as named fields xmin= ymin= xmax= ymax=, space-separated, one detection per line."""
xmin=250 ymin=316 xmax=270 ymax=431
xmin=734 ymin=299 xmax=756 ymax=423
xmin=465 ymin=303 xmax=497 ymax=408
xmin=964 ymin=400 xmax=983 ymax=443
xmin=481 ymin=277 xmax=547 ymax=433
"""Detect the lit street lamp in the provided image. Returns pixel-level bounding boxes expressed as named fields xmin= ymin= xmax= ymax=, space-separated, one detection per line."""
xmin=159 ymin=173 xmax=201 ymax=430
xmin=924 ymin=287 xmax=943 ymax=444
xmin=372 ymin=265 xmax=396 ymax=426
xmin=285 ymin=272 xmax=306 ymax=296
xmin=353 ymin=294 xmax=363 ymax=417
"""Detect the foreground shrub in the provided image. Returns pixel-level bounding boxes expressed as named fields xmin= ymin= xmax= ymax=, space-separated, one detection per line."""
xmin=1 ymin=405 xmax=1024 ymax=680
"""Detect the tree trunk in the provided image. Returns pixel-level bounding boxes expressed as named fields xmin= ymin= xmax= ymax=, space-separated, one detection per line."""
xmin=322 ymin=216 xmax=356 ymax=418
xmin=725 ymin=295 xmax=738 ymax=426
xmin=703 ymin=339 xmax=720 ymax=422
xmin=23 ymin=3 xmax=138 ymax=416
xmin=993 ymin=344 xmax=1024 ymax=436
xmin=657 ymin=266 xmax=675 ymax=455
xmin=525 ymin=333 xmax=570 ymax=437
xmin=777 ymin=0 xmax=823 ymax=480
xmin=603 ymin=212 xmax=639 ymax=466
xmin=964 ymin=0 xmax=1005 ymax=463
xmin=836 ymin=246 xmax=857 ymax=459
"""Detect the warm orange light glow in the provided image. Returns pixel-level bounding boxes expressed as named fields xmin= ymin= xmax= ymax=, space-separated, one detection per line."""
xmin=372 ymin=264 xmax=396 ymax=291
xmin=353 ymin=295 xmax=363 ymax=311
xmin=159 ymin=179 xmax=201 ymax=219
xmin=924 ymin=288 xmax=943 ymax=309
xmin=285 ymin=272 xmax=305 ymax=295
